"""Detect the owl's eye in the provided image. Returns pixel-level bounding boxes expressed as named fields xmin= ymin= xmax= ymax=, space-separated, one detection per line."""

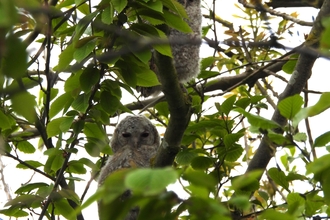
xmin=122 ymin=132 xmax=131 ymax=138
xmin=141 ymin=132 xmax=149 ymax=138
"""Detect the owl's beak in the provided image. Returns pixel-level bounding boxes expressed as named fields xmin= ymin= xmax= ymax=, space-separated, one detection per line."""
xmin=133 ymin=137 xmax=140 ymax=148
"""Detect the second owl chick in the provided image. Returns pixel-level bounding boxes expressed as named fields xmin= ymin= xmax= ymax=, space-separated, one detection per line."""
xmin=170 ymin=0 xmax=202 ymax=83
xmin=138 ymin=0 xmax=202 ymax=97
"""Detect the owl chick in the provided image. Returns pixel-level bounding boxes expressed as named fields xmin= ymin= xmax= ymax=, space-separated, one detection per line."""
xmin=138 ymin=0 xmax=202 ymax=97
xmin=170 ymin=0 xmax=202 ymax=82
xmin=98 ymin=115 xmax=160 ymax=220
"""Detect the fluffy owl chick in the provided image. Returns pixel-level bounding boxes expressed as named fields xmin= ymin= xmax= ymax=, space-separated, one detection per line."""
xmin=98 ymin=115 xmax=160 ymax=220
xmin=170 ymin=0 xmax=202 ymax=82
xmin=138 ymin=0 xmax=202 ymax=97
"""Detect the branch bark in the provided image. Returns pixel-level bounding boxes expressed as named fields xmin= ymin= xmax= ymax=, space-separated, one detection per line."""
xmin=153 ymin=27 xmax=192 ymax=167
xmin=245 ymin=0 xmax=330 ymax=185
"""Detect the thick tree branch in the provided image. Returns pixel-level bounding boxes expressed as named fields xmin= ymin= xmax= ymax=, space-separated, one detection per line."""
xmin=153 ymin=27 xmax=192 ymax=167
xmin=245 ymin=0 xmax=330 ymax=185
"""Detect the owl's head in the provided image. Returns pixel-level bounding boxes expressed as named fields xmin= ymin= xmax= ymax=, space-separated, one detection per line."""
xmin=111 ymin=115 xmax=160 ymax=152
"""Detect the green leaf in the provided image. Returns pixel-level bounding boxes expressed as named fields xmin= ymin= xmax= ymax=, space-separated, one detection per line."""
xmin=125 ymin=168 xmax=178 ymax=195
xmin=230 ymin=170 xmax=262 ymax=192
xmin=16 ymin=160 xmax=43 ymax=169
xmin=72 ymin=93 xmax=89 ymax=112
xmin=132 ymin=49 xmax=152 ymax=64
xmin=116 ymin=59 xmax=137 ymax=87
xmin=64 ymin=71 xmax=82 ymax=93
xmin=100 ymin=91 xmax=120 ymax=115
xmin=54 ymin=198 xmax=76 ymax=219
xmin=191 ymin=156 xmax=213 ymax=170
xmin=260 ymin=209 xmax=294 ymax=220
xmin=321 ymin=171 xmax=330 ymax=204
xmin=217 ymin=144 xmax=244 ymax=162
xmin=49 ymin=93 xmax=74 ymax=118
xmin=0 ymin=109 xmax=15 ymax=130
xmin=80 ymin=66 xmax=100 ymax=92
xmin=267 ymin=133 xmax=290 ymax=145
xmin=293 ymin=92 xmax=330 ymax=127
xmin=67 ymin=160 xmax=87 ymax=174
xmin=83 ymin=123 xmax=106 ymax=139
xmin=136 ymin=69 xmax=160 ymax=87
xmin=5 ymin=194 xmax=44 ymax=208
xmin=16 ymin=141 xmax=36 ymax=154
xmin=293 ymin=132 xmax=307 ymax=142
xmin=224 ymin=133 xmax=244 ymax=148
xmin=278 ymin=94 xmax=303 ymax=119
xmin=229 ymin=195 xmax=251 ymax=211
xmin=0 ymin=0 xmax=18 ymax=27
xmin=10 ymin=92 xmax=37 ymax=123
xmin=54 ymin=44 xmax=75 ymax=72
xmin=218 ymin=95 xmax=236 ymax=115
xmin=47 ymin=117 xmax=65 ymax=137
xmin=175 ymin=149 xmax=198 ymax=165
xmin=314 ymin=131 xmax=330 ymax=147
xmin=72 ymin=11 xmax=98 ymax=43
xmin=163 ymin=10 xmax=191 ymax=33
xmin=305 ymin=193 xmax=324 ymax=216
xmin=59 ymin=116 xmax=74 ymax=133
xmin=235 ymin=98 xmax=251 ymax=109
xmin=182 ymin=168 xmax=217 ymax=191
xmin=0 ymin=207 xmax=28 ymax=217
xmin=15 ymin=183 xmax=49 ymax=194
xmin=74 ymin=37 xmax=97 ymax=62
xmin=51 ymin=154 xmax=65 ymax=172
xmin=111 ymin=0 xmax=127 ymax=13
xmin=234 ymin=108 xmax=280 ymax=130
xmin=282 ymin=54 xmax=299 ymax=74
xmin=268 ymin=167 xmax=289 ymax=191
xmin=306 ymin=154 xmax=330 ymax=175
xmin=101 ymin=3 xmax=114 ymax=24
xmin=287 ymin=192 xmax=305 ymax=215
xmin=1 ymin=36 xmax=27 ymax=79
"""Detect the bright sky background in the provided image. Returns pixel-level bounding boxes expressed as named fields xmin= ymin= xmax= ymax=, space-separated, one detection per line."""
xmin=1 ymin=1 xmax=330 ymax=220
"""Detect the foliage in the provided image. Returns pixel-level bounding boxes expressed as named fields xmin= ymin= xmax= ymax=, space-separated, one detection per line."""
xmin=1 ymin=0 xmax=330 ymax=219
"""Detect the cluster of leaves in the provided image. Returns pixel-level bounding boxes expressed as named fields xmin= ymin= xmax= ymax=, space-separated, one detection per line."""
xmin=1 ymin=0 xmax=330 ymax=219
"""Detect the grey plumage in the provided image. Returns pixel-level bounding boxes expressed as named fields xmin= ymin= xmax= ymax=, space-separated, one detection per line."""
xmin=170 ymin=0 xmax=202 ymax=83
xmin=138 ymin=0 xmax=202 ymax=97
xmin=98 ymin=115 xmax=160 ymax=220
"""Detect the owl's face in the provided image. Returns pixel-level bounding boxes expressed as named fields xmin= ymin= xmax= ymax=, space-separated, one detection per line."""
xmin=111 ymin=115 xmax=160 ymax=153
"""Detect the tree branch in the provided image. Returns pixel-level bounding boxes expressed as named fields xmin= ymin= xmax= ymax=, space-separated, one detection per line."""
xmin=153 ymin=27 xmax=192 ymax=167
xmin=245 ymin=0 xmax=330 ymax=186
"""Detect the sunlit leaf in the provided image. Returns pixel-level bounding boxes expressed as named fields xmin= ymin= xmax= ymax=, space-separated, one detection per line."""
xmin=16 ymin=160 xmax=43 ymax=169
xmin=1 ymin=36 xmax=27 ymax=79
xmin=314 ymin=131 xmax=330 ymax=147
xmin=260 ymin=209 xmax=294 ymax=219
xmin=111 ymin=0 xmax=127 ymax=13
xmin=234 ymin=108 xmax=280 ymax=130
xmin=191 ymin=156 xmax=213 ymax=170
xmin=293 ymin=92 xmax=330 ymax=127
xmin=80 ymin=66 xmax=100 ymax=92
xmin=230 ymin=170 xmax=262 ymax=192
xmin=0 ymin=109 xmax=15 ymax=130
xmin=15 ymin=183 xmax=49 ymax=194
xmin=49 ymin=93 xmax=74 ymax=118
xmin=125 ymin=168 xmax=178 ymax=195
xmin=16 ymin=141 xmax=36 ymax=154
xmin=175 ymin=149 xmax=198 ymax=165
xmin=287 ymin=192 xmax=305 ymax=215
xmin=46 ymin=117 xmax=65 ymax=137
xmin=278 ymin=94 xmax=303 ymax=119
xmin=10 ymin=92 xmax=37 ymax=123
xmin=268 ymin=167 xmax=289 ymax=191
